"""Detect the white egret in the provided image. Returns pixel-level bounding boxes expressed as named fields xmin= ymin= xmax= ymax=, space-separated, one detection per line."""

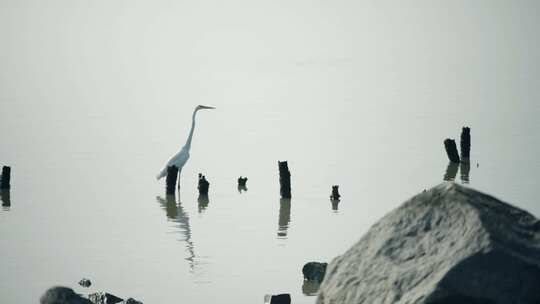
xmin=156 ymin=105 xmax=215 ymax=188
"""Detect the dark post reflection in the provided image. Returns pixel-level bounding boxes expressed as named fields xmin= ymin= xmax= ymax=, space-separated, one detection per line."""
xmin=156 ymin=195 xmax=196 ymax=272
xmin=1 ymin=189 xmax=10 ymax=210
xmin=277 ymin=198 xmax=291 ymax=238
xmin=237 ymin=184 xmax=248 ymax=193
xmin=460 ymin=160 xmax=470 ymax=184
xmin=330 ymin=198 xmax=340 ymax=212
xmin=443 ymin=162 xmax=459 ymax=181
xmin=302 ymin=280 xmax=321 ymax=296
xmin=197 ymin=194 xmax=209 ymax=213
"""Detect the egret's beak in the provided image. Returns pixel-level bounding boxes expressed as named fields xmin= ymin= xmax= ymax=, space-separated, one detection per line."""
xmin=199 ymin=105 xmax=216 ymax=109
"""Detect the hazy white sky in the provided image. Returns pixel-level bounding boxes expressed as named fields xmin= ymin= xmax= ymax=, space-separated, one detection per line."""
xmin=1 ymin=0 xmax=539 ymax=172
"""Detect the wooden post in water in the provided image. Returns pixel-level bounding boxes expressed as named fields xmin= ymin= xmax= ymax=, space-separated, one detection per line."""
xmin=237 ymin=176 xmax=248 ymax=187
xmin=165 ymin=166 xmax=179 ymax=195
xmin=278 ymin=161 xmax=291 ymax=199
xmin=444 ymin=139 xmax=460 ymax=163
xmin=0 ymin=166 xmax=11 ymax=190
xmin=330 ymin=185 xmax=341 ymax=200
xmin=460 ymin=127 xmax=471 ymax=160
xmin=198 ymin=173 xmax=210 ymax=196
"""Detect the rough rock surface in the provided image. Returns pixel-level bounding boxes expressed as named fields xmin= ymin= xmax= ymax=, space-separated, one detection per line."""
xmin=40 ymin=286 xmax=92 ymax=304
xmin=317 ymin=182 xmax=540 ymax=304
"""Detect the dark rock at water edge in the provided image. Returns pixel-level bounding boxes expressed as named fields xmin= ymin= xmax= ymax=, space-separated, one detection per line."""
xmin=40 ymin=286 xmax=91 ymax=304
xmin=302 ymin=262 xmax=328 ymax=282
xmin=79 ymin=278 xmax=92 ymax=288
xmin=270 ymin=293 xmax=291 ymax=304
xmin=317 ymin=182 xmax=540 ymax=304
xmin=89 ymin=292 xmax=124 ymax=304
xmin=121 ymin=298 xmax=143 ymax=304
xmin=302 ymin=280 xmax=321 ymax=296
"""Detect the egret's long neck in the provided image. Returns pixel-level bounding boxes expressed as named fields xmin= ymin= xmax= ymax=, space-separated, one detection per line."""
xmin=184 ymin=109 xmax=198 ymax=149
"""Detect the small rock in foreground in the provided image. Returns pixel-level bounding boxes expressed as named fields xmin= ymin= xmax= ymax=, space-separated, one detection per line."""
xmin=270 ymin=293 xmax=291 ymax=304
xmin=40 ymin=286 xmax=91 ymax=304
xmin=79 ymin=278 xmax=92 ymax=288
xmin=121 ymin=298 xmax=143 ymax=304
xmin=302 ymin=262 xmax=327 ymax=282
xmin=89 ymin=292 xmax=124 ymax=304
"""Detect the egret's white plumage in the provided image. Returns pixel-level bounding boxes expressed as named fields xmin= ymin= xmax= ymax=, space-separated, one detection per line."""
xmin=156 ymin=105 xmax=215 ymax=181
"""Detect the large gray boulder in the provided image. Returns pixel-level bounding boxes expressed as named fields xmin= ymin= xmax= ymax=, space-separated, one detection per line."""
xmin=317 ymin=182 xmax=540 ymax=304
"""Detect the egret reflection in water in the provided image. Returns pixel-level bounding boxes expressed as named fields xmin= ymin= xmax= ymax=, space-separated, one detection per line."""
xmin=156 ymin=195 xmax=196 ymax=271
xmin=277 ymin=198 xmax=291 ymax=239
xmin=1 ymin=189 xmax=10 ymax=210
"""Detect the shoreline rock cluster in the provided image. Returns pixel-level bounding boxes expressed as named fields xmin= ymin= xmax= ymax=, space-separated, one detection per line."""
xmin=40 ymin=286 xmax=142 ymax=304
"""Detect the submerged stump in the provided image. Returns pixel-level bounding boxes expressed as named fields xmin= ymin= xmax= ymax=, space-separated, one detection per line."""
xmin=460 ymin=126 xmax=471 ymax=160
xmin=165 ymin=166 xmax=179 ymax=195
xmin=237 ymin=176 xmax=248 ymax=187
xmin=1 ymin=166 xmax=11 ymax=190
xmin=444 ymin=139 xmax=460 ymax=163
xmin=330 ymin=185 xmax=341 ymax=200
xmin=278 ymin=161 xmax=291 ymax=199
xmin=198 ymin=173 xmax=209 ymax=195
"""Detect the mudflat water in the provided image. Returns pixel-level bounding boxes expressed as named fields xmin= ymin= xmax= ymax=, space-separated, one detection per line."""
xmin=1 ymin=2 xmax=540 ymax=303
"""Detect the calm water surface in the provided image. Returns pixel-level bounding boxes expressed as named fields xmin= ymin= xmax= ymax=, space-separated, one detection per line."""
xmin=1 ymin=2 xmax=540 ymax=303
xmin=0 ymin=101 xmax=538 ymax=303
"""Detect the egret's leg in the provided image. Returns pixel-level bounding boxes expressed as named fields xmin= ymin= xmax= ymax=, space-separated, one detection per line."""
xmin=177 ymin=170 xmax=181 ymax=191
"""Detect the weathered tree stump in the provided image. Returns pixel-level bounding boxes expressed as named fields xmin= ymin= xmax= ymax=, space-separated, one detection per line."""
xmin=198 ymin=173 xmax=209 ymax=195
xmin=278 ymin=161 xmax=291 ymax=199
xmin=330 ymin=185 xmax=340 ymax=200
xmin=1 ymin=166 xmax=11 ymax=190
xmin=460 ymin=126 xmax=471 ymax=160
xmin=237 ymin=176 xmax=248 ymax=187
xmin=165 ymin=166 xmax=179 ymax=195
xmin=444 ymin=139 xmax=460 ymax=163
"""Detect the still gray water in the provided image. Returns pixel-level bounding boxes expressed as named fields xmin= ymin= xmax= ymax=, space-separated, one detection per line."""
xmin=1 ymin=1 xmax=540 ymax=303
